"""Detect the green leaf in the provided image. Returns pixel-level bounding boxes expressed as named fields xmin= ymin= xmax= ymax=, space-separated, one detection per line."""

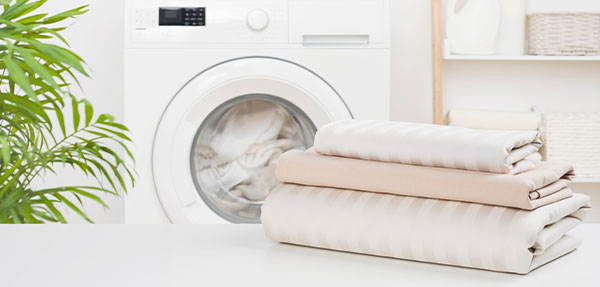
xmin=95 ymin=126 xmax=132 ymax=142
xmin=98 ymin=121 xmax=129 ymax=131
xmin=82 ymin=98 xmax=93 ymax=126
xmin=9 ymin=208 xmax=22 ymax=224
xmin=31 ymin=208 xmax=58 ymax=222
xmin=96 ymin=113 xmax=114 ymax=123
xmin=39 ymin=194 xmax=66 ymax=223
xmin=42 ymin=5 xmax=88 ymax=24
xmin=0 ymin=0 xmax=27 ymax=20
xmin=52 ymin=192 xmax=93 ymax=223
xmin=4 ymin=54 xmax=36 ymax=99
xmin=70 ymin=95 xmax=80 ymax=130
xmin=33 ymin=27 xmax=69 ymax=46
xmin=17 ymin=46 xmax=60 ymax=90
xmin=0 ymin=136 xmax=10 ymax=164
xmin=30 ymin=41 xmax=89 ymax=77
xmin=1 ymin=93 xmax=51 ymax=123
xmin=17 ymin=13 xmax=47 ymax=24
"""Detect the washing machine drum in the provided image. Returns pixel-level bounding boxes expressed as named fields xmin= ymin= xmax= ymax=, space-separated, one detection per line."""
xmin=152 ymin=57 xmax=353 ymax=223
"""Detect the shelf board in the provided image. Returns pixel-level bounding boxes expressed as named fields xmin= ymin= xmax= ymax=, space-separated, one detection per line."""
xmin=444 ymin=54 xmax=600 ymax=61
xmin=573 ymin=177 xmax=600 ymax=183
xmin=442 ymin=41 xmax=600 ymax=61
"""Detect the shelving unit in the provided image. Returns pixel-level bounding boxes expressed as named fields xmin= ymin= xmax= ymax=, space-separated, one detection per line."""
xmin=441 ymin=40 xmax=600 ymax=61
xmin=430 ymin=0 xmax=600 ymax=183
xmin=430 ymin=0 xmax=600 ymax=123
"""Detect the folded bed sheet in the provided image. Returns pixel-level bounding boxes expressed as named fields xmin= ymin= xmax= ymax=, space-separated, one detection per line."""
xmin=261 ymin=185 xmax=591 ymax=274
xmin=276 ymin=149 xmax=574 ymax=210
xmin=313 ymin=120 xmax=543 ymax=174
xmin=447 ymin=109 xmax=542 ymax=131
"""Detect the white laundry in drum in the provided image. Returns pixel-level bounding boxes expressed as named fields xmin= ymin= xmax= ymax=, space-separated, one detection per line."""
xmin=191 ymin=100 xmax=305 ymax=220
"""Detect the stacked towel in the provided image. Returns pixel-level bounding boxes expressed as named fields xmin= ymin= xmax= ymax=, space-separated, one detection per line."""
xmin=447 ymin=108 xmax=544 ymax=161
xmin=261 ymin=120 xmax=592 ymax=274
xmin=447 ymin=109 xmax=542 ymax=131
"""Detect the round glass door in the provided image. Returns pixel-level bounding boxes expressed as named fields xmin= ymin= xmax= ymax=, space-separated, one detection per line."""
xmin=190 ymin=94 xmax=316 ymax=223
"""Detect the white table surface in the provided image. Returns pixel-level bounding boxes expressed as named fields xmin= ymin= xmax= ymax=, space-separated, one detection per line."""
xmin=1 ymin=224 xmax=599 ymax=287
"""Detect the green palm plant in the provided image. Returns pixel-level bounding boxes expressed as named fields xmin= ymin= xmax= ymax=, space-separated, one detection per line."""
xmin=0 ymin=0 xmax=135 ymax=223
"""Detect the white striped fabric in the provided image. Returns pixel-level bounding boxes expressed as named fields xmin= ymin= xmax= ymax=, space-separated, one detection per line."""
xmin=261 ymin=184 xmax=591 ymax=274
xmin=313 ymin=120 xmax=543 ymax=174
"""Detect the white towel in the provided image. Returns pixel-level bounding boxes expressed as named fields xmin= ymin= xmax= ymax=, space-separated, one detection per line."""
xmin=261 ymin=185 xmax=592 ymax=274
xmin=448 ymin=109 xmax=542 ymax=131
xmin=314 ymin=120 xmax=542 ymax=174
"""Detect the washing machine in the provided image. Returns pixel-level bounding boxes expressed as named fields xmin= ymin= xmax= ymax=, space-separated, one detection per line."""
xmin=124 ymin=0 xmax=391 ymax=224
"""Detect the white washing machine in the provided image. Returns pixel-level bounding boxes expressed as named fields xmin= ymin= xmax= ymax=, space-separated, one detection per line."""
xmin=124 ymin=0 xmax=391 ymax=224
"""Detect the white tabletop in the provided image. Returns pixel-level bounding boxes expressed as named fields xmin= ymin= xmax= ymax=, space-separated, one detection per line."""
xmin=2 ymin=224 xmax=599 ymax=287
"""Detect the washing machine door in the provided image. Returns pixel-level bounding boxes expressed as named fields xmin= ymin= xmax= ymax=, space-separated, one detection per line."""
xmin=152 ymin=57 xmax=353 ymax=223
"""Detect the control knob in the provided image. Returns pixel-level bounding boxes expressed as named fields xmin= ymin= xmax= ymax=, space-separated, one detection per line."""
xmin=246 ymin=9 xmax=269 ymax=31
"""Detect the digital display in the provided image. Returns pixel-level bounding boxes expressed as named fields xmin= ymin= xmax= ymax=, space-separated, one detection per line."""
xmin=164 ymin=10 xmax=178 ymax=19
xmin=159 ymin=7 xmax=205 ymax=26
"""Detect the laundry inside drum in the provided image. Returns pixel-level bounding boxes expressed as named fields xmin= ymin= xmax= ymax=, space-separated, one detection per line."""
xmin=190 ymin=95 xmax=316 ymax=223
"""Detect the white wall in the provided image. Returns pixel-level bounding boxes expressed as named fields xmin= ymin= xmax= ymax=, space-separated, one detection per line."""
xmin=390 ymin=0 xmax=434 ymax=123
xmin=34 ymin=0 xmax=125 ymax=223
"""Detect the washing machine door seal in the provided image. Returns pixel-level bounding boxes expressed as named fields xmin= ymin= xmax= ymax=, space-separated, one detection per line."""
xmin=152 ymin=57 xmax=353 ymax=223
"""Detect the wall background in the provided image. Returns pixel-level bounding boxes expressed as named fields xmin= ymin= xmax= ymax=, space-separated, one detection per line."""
xmin=38 ymin=0 xmax=597 ymax=223
xmin=36 ymin=0 xmax=125 ymax=223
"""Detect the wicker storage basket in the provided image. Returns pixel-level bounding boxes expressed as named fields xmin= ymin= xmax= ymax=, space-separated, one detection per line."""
xmin=528 ymin=13 xmax=600 ymax=55
xmin=541 ymin=112 xmax=600 ymax=178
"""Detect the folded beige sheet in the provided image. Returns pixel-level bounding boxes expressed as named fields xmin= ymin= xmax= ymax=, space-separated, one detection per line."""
xmin=314 ymin=120 xmax=543 ymax=174
xmin=261 ymin=185 xmax=592 ymax=274
xmin=276 ymin=149 xmax=574 ymax=210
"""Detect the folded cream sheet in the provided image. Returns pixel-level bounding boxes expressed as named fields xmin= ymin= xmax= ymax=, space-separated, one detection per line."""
xmin=261 ymin=185 xmax=591 ymax=274
xmin=313 ymin=120 xmax=543 ymax=174
xmin=447 ymin=109 xmax=542 ymax=131
xmin=276 ymin=149 xmax=574 ymax=210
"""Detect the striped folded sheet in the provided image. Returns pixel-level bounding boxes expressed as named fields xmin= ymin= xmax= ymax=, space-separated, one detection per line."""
xmin=276 ymin=149 xmax=574 ymax=210
xmin=261 ymin=184 xmax=591 ymax=274
xmin=314 ymin=120 xmax=542 ymax=174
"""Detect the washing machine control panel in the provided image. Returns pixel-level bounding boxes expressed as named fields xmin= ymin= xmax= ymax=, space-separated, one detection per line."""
xmin=127 ymin=0 xmax=388 ymax=48
xmin=159 ymin=7 xmax=205 ymax=26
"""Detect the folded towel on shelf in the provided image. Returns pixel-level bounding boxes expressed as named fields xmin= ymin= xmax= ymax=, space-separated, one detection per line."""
xmin=447 ymin=109 xmax=542 ymax=131
xmin=276 ymin=149 xmax=574 ymax=210
xmin=261 ymin=185 xmax=591 ymax=274
xmin=314 ymin=120 xmax=543 ymax=174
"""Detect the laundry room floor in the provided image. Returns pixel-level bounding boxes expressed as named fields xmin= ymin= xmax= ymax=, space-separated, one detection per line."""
xmin=1 ymin=224 xmax=598 ymax=286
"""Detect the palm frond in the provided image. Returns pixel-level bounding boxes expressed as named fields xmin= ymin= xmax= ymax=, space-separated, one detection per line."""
xmin=0 ymin=0 xmax=134 ymax=224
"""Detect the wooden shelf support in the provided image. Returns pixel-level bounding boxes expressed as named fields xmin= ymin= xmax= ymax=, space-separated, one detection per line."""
xmin=432 ymin=0 xmax=444 ymax=124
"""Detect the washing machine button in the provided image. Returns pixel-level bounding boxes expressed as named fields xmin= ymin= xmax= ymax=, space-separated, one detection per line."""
xmin=246 ymin=9 xmax=269 ymax=31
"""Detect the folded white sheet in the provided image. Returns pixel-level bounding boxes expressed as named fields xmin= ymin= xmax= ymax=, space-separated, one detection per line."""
xmin=448 ymin=109 xmax=542 ymax=131
xmin=261 ymin=184 xmax=591 ymax=274
xmin=314 ymin=120 xmax=543 ymax=174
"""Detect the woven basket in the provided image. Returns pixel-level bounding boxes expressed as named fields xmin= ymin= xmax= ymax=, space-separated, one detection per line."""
xmin=541 ymin=112 xmax=600 ymax=178
xmin=528 ymin=13 xmax=600 ymax=56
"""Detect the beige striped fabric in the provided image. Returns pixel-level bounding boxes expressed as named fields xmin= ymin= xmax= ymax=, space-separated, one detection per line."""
xmin=313 ymin=120 xmax=543 ymax=174
xmin=276 ymin=149 xmax=574 ymax=210
xmin=261 ymin=184 xmax=591 ymax=274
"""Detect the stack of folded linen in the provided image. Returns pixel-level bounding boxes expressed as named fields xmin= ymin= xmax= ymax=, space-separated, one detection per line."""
xmin=261 ymin=120 xmax=592 ymax=274
xmin=448 ymin=108 xmax=544 ymax=161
